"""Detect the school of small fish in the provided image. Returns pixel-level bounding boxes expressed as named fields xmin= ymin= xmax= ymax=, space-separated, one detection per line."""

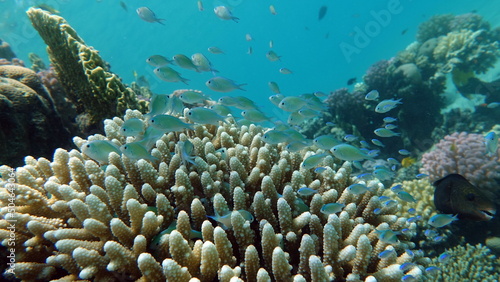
xmin=85 ymin=3 xmax=500 ymax=277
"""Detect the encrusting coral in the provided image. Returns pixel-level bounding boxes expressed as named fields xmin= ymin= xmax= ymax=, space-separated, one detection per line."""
xmin=1 ymin=106 xmax=432 ymax=281
xmin=26 ymin=8 xmax=147 ymax=130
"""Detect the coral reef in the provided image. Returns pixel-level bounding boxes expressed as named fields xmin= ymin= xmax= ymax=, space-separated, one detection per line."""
xmin=433 ymin=29 xmax=499 ymax=74
xmin=0 ymin=64 xmax=73 ymax=167
xmin=420 ymin=132 xmax=500 ymax=199
xmin=26 ymin=8 xmax=147 ymax=131
xmin=0 ymin=38 xmax=16 ymax=61
xmin=430 ymin=243 xmax=500 ymax=281
xmin=1 ymin=108 xmax=431 ymax=281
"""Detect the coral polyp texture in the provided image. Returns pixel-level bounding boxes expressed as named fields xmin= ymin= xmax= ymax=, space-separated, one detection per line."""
xmin=0 ymin=108 xmax=431 ymax=281
xmin=26 ymin=8 xmax=147 ymax=129
xmin=420 ymin=132 xmax=500 ymax=198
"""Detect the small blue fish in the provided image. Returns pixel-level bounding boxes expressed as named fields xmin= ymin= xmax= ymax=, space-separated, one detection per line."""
xmin=407 ymin=208 xmax=416 ymax=214
xmin=484 ymin=132 xmax=498 ymax=156
xmin=384 ymin=124 xmax=398 ymax=130
xmin=331 ymin=144 xmax=372 ymax=161
xmin=415 ymin=173 xmax=429 ymax=179
xmin=301 ymin=153 xmax=328 ymax=169
xmin=433 ymin=236 xmax=444 ymax=242
xmin=320 ymin=203 xmax=345 ymax=214
xmin=81 ymin=140 xmax=121 ymax=164
xmin=344 ymin=134 xmax=358 ymax=142
xmin=120 ymin=118 xmax=145 ymax=137
xmin=425 ymin=266 xmax=440 ymax=276
xmin=438 ymin=252 xmax=451 ymax=264
xmin=314 ymin=167 xmax=327 ymax=174
xmin=378 ymin=196 xmax=390 ymax=201
xmin=424 ymin=229 xmax=438 ymax=238
xmin=375 ymin=229 xmax=399 ymax=244
xmin=377 ymin=249 xmax=395 ymax=259
xmin=387 ymin=158 xmax=400 ymax=166
xmin=396 ymin=191 xmax=416 ymax=203
xmin=400 ymin=262 xmax=415 ymax=271
xmin=360 ymin=140 xmax=371 ymax=148
xmin=383 ymin=200 xmax=398 ymax=208
xmin=401 ymin=228 xmax=412 ymax=236
xmin=367 ymin=149 xmax=380 ymax=157
xmin=373 ymin=208 xmax=382 ymax=215
xmin=347 ymin=183 xmax=370 ymax=195
xmin=405 ymin=249 xmax=414 ymax=258
xmin=428 ymin=214 xmax=458 ymax=228
xmin=398 ymin=149 xmax=411 ymax=155
xmin=374 ymin=128 xmax=400 ymax=137
xmin=487 ymin=102 xmax=500 ymax=108
xmin=373 ymin=168 xmax=395 ymax=181
xmin=136 ymin=7 xmax=165 ymax=25
xmin=371 ymin=138 xmax=385 ymax=147
xmin=375 ymin=98 xmax=402 ymax=113
xmin=383 ymin=117 xmax=397 ymax=123
xmin=407 ymin=216 xmax=420 ymax=223
xmin=391 ymin=184 xmax=403 ymax=193
xmin=297 ymin=187 xmax=318 ymax=196
xmin=120 ymin=142 xmax=157 ymax=161
xmin=365 ymin=90 xmax=379 ymax=100
xmin=208 ymin=209 xmax=254 ymax=229
xmin=206 ymin=77 xmax=246 ymax=92
xmin=401 ymin=274 xmax=417 ymax=282
xmin=356 ymin=173 xmax=373 ymax=181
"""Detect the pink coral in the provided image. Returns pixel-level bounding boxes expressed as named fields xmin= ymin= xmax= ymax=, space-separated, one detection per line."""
xmin=421 ymin=132 xmax=500 ymax=198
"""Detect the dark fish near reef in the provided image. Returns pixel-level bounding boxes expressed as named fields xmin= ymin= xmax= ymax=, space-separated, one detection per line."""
xmin=318 ymin=5 xmax=328 ymax=21
xmin=433 ymin=174 xmax=496 ymax=221
xmin=347 ymin=77 xmax=357 ymax=85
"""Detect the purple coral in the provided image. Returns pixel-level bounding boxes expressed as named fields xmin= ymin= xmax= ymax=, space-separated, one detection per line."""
xmin=421 ymin=132 xmax=500 ymax=197
xmin=363 ymin=59 xmax=389 ymax=91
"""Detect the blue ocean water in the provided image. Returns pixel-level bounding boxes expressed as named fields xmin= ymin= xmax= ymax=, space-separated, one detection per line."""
xmin=1 ymin=0 xmax=499 ymax=114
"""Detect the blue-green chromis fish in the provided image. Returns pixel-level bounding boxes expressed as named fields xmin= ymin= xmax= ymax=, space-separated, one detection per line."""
xmin=320 ymin=203 xmax=345 ymax=215
xmin=187 ymin=107 xmax=227 ymax=125
xmin=148 ymin=93 xmax=170 ymax=117
xmin=313 ymin=135 xmax=342 ymax=150
xmin=301 ymin=153 xmax=328 ymax=169
xmin=154 ymin=67 xmax=189 ymax=84
xmin=374 ymin=128 xmax=400 ymax=137
xmin=375 ymin=98 xmax=402 ymax=113
xmin=149 ymin=114 xmax=194 ymax=132
xmin=208 ymin=46 xmax=225 ymax=54
xmin=82 ymin=140 xmax=121 ymax=164
xmin=120 ymin=118 xmax=145 ymax=137
xmin=136 ymin=7 xmax=165 ymax=25
xmin=365 ymin=90 xmax=379 ymax=100
xmin=208 ymin=209 xmax=253 ymax=229
xmin=347 ymin=183 xmax=370 ymax=195
xmin=178 ymin=140 xmax=197 ymax=167
xmin=191 ymin=53 xmax=217 ymax=73
xmin=146 ymin=55 xmax=174 ymax=67
xmin=375 ymin=229 xmax=399 ymax=244
xmin=268 ymin=81 xmax=280 ymax=94
xmin=206 ymin=76 xmax=246 ymax=92
xmin=396 ymin=191 xmax=416 ymax=203
xmin=269 ymin=94 xmax=285 ymax=106
xmin=278 ymin=96 xmax=307 ymax=112
xmin=173 ymin=54 xmax=200 ymax=72
xmin=330 ymin=144 xmax=371 ymax=161
xmin=120 ymin=142 xmax=157 ymax=161
xmin=427 ymin=214 xmax=458 ymax=228
xmin=178 ymin=90 xmax=208 ymax=104
xmin=297 ymin=187 xmax=318 ymax=196
xmin=484 ymin=131 xmax=498 ymax=156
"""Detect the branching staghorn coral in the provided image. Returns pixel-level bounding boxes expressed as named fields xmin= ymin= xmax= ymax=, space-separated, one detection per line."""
xmin=0 ymin=108 xmax=432 ymax=281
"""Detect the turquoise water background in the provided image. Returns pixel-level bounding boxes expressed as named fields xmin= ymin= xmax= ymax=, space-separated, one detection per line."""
xmin=1 ymin=0 xmax=499 ymax=114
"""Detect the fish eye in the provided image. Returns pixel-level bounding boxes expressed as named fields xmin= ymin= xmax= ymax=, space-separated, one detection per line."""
xmin=466 ymin=193 xmax=476 ymax=201
xmin=85 ymin=144 xmax=90 ymax=148
xmin=122 ymin=128 xmax=127 ymax=131
xmin=188 ymin=111 xmax=192 ymax=115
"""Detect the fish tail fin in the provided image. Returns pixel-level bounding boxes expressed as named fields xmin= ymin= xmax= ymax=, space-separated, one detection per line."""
xmin=232 ymin=17 xmax=239 ymax=23
xmin=181 ymin=77 xmax=190 ymax=85
xmin=157 ymin=19 xmax=166 ymax=25
xmin=238 ymin=83 xmax=247 ymax=91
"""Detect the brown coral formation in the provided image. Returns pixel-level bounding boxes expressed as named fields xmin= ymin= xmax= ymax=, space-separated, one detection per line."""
xmin=0 ymin=64 xmax=72 ymax=167
xmin=1 ymin=109 xmax=430 ymax=281
xmin=26 ymin=8 xmax=147 ymax=131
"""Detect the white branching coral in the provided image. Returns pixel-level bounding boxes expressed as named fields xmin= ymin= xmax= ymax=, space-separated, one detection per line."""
xmin=1 ymin=109 xmax=430 ymax=281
